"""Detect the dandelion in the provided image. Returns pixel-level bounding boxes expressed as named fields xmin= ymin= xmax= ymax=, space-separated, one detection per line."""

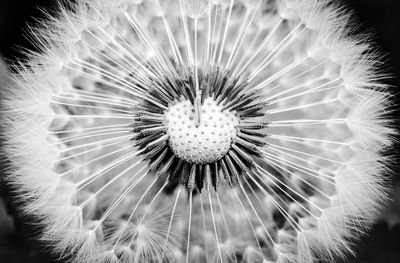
xmin=1 ymin=0 xmax=395 ymax=262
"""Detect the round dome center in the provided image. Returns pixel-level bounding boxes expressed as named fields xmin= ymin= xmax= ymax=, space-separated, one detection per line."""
xmin=165 ymin=98 xmax=238 ymax=164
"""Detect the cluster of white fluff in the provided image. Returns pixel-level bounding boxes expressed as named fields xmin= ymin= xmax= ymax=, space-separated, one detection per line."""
xmin=1 ymin=0 xmax=395 ymax=262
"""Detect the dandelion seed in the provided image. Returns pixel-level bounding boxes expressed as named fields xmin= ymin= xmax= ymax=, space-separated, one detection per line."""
xmin=1 ymin=0 xmax=395 ymax=262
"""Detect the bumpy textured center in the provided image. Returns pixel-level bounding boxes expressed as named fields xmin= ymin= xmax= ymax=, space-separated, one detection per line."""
xmin=165 ymin=98 xmax=238 ymax=164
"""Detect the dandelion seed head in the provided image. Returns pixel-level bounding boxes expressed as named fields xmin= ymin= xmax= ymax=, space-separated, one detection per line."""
xmin=1 ymin=0 xmax=395 ymax=262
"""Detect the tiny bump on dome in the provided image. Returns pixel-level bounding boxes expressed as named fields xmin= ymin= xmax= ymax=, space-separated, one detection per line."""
xmin=165 ymin=98 xmax=239 ymax=164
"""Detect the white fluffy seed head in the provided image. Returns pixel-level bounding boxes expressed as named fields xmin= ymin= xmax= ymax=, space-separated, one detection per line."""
xmin=165 ymin=98 xmax=238 ymax=164
xmin=1 ymin=0 xmax=395 ymax=262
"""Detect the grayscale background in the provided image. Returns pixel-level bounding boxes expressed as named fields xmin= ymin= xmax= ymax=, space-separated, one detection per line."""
xmin=0 ymin=0 xmax=399 ymax=262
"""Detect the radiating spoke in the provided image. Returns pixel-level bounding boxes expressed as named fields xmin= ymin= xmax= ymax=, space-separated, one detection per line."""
xmin=208 ymin=191 xmax=224 ymax=262
xmin=185 ymin=190 xmax=193 ymax=263
xmin=161 ymin=187 xmax=182 ymax=261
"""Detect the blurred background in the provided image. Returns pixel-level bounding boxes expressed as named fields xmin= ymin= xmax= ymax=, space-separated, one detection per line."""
xmin=0 ymin=0 xmax=399 ymax=262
